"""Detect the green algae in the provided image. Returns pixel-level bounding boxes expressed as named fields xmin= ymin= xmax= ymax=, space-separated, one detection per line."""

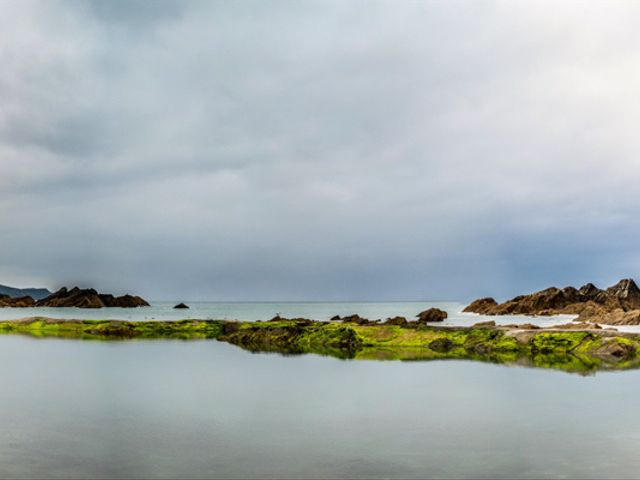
xmin=1 ymin=318 xmax=639 ymax=373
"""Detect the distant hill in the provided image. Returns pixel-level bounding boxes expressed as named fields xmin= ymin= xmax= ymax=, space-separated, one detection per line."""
xmin=0 ymin=284 xmax=52 ymax=300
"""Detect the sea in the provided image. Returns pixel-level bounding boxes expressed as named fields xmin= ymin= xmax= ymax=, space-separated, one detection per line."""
xmin=1 ymin=301 xmax=640 ymax=478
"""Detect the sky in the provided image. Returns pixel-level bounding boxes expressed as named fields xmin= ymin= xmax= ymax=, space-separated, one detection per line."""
xmin=2 ymin=0 xmax=640 ymax=301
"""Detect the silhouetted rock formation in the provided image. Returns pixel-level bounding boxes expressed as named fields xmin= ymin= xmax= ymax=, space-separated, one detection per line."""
xmin=463 ymin=279 xmax=640 ymax=324
xmin=174 ymin=303 xmax=189 ymax=309
xmin=416 ymin=308 xmax=448 ymax=323
xmin=35 ymin=287 xmax=149 ymax=308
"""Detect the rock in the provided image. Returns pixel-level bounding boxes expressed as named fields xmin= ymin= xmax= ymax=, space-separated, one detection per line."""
xmin=463 ymin=298 xmax=498 ymax=314
xmin=472 ymin=320 xmax=496 ymax=328
xmin=548 ymin=322 xmax=602 ymax=330
xmin=416 ymin=308 xmax=448 ymax=323
xmin=384 ymin=316 xmax=408 ymax=326
xmin=594 ymin=339 xmax=636 ymax=359
xmin=341 ymin=314 xmax=371 ymax=325
xmin=174 ymin=303 xmax=189 ymax=309
xmin=35 ymin=287 xmax=149 ymax=308
xmin=330 ymin=315 xmax=341 ymax=321
xmin=578 ymin=309 xmax=640 ymax=326
xmin=0 ymin=295 xmax=36 ymax=307
xmin=463 ymin=278 xmax=640 ymax=321
xmin=606 ymin=279 xmax=640 ymax=308
xmin=578 ymin=283 xmax=602 ymax=300
xmin=502 ymin=323 xmax=541 ymax=330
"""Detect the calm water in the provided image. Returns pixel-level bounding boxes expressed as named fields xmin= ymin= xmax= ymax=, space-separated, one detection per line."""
xmin=1 ymin=302 xmax=638 ymax=478
xmin=0 ymin=301 xmax=578 ymax=328
xmin=1 ymin=335 xmax=640 ymax=478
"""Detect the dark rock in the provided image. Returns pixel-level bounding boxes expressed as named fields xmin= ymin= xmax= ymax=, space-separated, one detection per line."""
xmin=463 ymin=298 xmax=498 ymax=314
xmin=35 ymin=287 xmax=149 ymax=308
xmin=578 ymin=283 xmax=602 ymax=300
xmin=384 ymin=316 xmax=408 ymax=326
xmin=330 ymin=315 xmax=341 ymax=321
xmin=416 ymin=308 xmax=448 ymax=323
xmin=0 ymin=294 xmax=36 ymax=307
xmin=341 ymin=314 xmax=371 ymax=325
xmin=174 ymin=303 xmax=189 ymax=309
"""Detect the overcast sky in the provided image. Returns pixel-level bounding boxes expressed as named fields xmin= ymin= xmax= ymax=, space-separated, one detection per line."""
xmin=2 ymin=0 xmax=640 ymax=301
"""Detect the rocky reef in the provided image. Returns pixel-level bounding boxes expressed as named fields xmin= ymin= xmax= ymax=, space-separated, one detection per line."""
xmin=34 ymin=287 xmax=150 ymax=308
xmin=1 ymin=317 xmax=639 ymax=373
xmin=464 ymin=278 xmax=640 ymax=324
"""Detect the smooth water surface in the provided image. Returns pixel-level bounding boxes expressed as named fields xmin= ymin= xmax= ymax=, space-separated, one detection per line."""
xmin=2 ymin=335 xmax=640 ymax=479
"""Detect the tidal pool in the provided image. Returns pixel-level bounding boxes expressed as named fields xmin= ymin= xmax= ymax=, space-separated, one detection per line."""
xmin=1 ymin=336 xmax=639 ymax=479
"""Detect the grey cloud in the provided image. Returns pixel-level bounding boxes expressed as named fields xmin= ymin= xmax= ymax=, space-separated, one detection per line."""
xmin=2 ymin=0 xmax=640 ymax=300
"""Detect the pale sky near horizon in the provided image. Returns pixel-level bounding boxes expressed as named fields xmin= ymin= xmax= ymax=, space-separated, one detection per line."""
xmin=2 ymin=0 xmax=640 ymax=301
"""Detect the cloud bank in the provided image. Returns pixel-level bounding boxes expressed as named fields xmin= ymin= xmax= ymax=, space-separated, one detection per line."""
xmin=2 ymin=0 xmax=640 ymax=300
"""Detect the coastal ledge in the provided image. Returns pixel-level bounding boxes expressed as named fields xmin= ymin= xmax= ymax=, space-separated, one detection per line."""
xmin=1 ymin=317 xmax=640 ymax=374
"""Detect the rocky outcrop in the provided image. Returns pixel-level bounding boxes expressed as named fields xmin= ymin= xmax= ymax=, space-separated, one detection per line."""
xmin=416 ymin=308 xmax=448 ymax=323
xmin=174 ymin=303 xmax=189 ymax=309
xmin=35 ymin=287 xmax=149 ymax=308
xmin=464 ymin=279 xmax=640 ymax=319
xmin=0 ymin=295 xmax=36 ymax=307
